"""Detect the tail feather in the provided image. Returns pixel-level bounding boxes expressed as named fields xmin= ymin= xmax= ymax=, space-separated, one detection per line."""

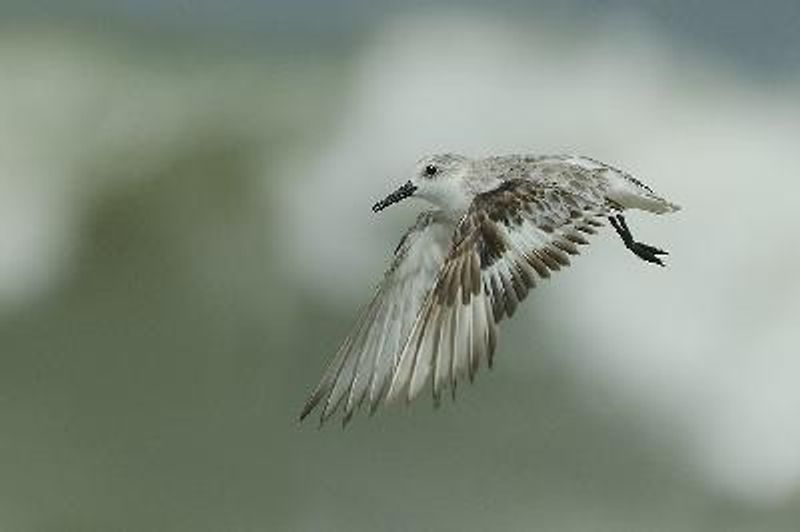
xmin=650 ymin=197 xmax=681 ymax=214
xmin=606 ymin=173 xmax=680 ymax=214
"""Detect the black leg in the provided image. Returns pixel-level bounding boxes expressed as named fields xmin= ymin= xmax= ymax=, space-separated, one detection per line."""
xmin=609 ymin=214 xmax=669 ymax=267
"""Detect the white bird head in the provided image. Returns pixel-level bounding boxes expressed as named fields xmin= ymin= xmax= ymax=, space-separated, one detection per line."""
xmin=372 ymin=153 xmax=472 ymax=215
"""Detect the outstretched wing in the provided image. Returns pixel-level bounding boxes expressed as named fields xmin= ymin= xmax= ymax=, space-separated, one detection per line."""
xmin=300 ymin=211 xmax=455 ymax=425
xmin=387 ymin=179 xmax=609 ymax=404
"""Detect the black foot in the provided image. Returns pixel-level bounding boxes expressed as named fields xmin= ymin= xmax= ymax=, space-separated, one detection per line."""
xmin=609 ymin=215 xmax=668 ymax=267
xmin=628 ymin=241 xmax=669 ymax=266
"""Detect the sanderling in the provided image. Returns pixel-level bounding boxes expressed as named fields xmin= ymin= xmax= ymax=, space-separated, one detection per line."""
xmin=300 ymin=153 xmax=680 ymax=426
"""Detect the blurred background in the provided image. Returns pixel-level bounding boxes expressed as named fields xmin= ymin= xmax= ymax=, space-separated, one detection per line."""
xmin=1 ymin=1 xmax=800 ymax=530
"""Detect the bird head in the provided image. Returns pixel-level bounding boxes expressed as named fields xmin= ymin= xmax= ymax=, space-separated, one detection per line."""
xmin=372 ymin=154 xmax=471 ymax=214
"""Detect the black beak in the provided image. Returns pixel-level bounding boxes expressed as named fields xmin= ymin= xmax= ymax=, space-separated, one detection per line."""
xmin=372 ymin=181 xmax=417 ymax=212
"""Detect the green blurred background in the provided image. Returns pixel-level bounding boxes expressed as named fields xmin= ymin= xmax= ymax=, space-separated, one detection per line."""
xmin=1 ymin=2 xmax=800 ymax=530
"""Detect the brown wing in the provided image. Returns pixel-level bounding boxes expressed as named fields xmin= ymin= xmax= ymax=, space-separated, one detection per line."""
xmin=386 ymin=179 xmax=609 ymax=404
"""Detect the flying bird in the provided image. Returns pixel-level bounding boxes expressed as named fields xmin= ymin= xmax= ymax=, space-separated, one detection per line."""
xmin=300 ymin=153 xmax=680 ymax=426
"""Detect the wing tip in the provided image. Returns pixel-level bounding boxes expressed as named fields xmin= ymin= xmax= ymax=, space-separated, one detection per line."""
xmin=298 ymin=389 xmax=325 ymax=423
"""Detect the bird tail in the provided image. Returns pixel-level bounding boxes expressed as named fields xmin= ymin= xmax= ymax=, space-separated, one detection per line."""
xmin=648 ymin=197 xmax=681 ymax=214
xmin=607 ymin=174 xmax=680 ymax=214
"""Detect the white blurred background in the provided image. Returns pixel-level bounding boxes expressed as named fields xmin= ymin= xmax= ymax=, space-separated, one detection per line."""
xmin=1 ymin=2 xmax=799 ymax=530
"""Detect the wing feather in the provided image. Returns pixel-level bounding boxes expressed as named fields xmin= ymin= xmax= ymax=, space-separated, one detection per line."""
xmin=299 ymin=211 xmax=455 ymax=424
xmin=387 ymin=179 xmax=608 ymax=404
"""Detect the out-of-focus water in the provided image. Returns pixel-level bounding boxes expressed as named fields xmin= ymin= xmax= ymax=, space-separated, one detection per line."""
xmin=1 ymin=5 xmax=799 ymax=531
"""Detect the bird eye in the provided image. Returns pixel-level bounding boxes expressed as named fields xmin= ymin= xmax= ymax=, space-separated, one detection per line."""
xmin=424 ymin=164 xmax=438 ymax=177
